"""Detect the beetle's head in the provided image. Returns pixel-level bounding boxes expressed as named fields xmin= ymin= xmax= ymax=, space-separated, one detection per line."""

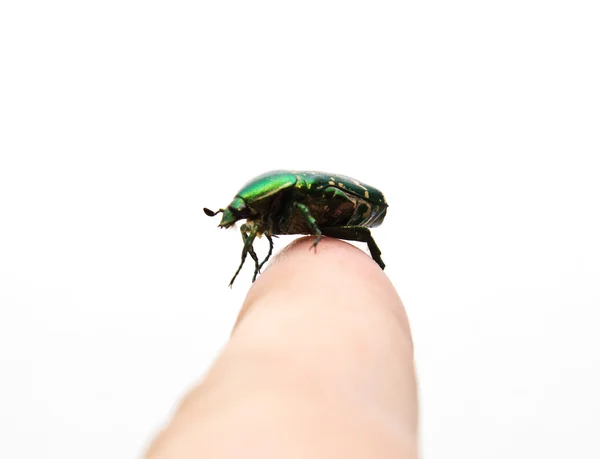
xmin=204 ymin=197 xmax=252 ymax=229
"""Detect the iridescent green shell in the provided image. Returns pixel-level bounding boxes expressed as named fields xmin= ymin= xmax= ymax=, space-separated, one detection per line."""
xmin=204 ymin=170 xmax=388 ymax=286
xmin=219 ymin=170 xmax=387 ymax=232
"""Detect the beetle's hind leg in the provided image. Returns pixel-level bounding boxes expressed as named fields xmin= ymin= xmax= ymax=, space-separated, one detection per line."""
xmin=321 ymin=226 xmax=385 ymax=270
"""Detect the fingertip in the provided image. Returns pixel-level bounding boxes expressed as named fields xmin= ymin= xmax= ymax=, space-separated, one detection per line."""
xmin=235 ymin=237 xmax=410 ymax=345
xmin=228 ymin=236 xmax=418 ymax=441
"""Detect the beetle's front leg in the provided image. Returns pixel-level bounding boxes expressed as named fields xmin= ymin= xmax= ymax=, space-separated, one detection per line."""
xmin=256 ymin=233 xmax=274 ymax=280
xmin=229 ymin=224 xmax=259 ymax=287
xmin=240 ymin=224 xmax=261 ymax=279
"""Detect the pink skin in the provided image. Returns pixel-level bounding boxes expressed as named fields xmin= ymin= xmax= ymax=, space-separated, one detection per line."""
xmin=145 ymin=237 xmax=418 ymax=459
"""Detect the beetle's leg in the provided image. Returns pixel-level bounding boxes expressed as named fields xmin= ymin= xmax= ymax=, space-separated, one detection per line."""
xmin=321 ymin=226 xmax=385 ymax=270
xmin=293 ymin=202 xmax=322 ymax=249
xmin=256 ymin=233 xmax=274 ymax=279
xmin=230 ymin=224 xmax=259 ymax=287
xmin=245 ymin=240 xmax=261 ymax=280
xmin=240 ymin=224 xmax=261 ymax=278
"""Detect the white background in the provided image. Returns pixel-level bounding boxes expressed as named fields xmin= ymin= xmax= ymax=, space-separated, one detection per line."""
xmin=1 ymin=1 xmax=599 ymax=458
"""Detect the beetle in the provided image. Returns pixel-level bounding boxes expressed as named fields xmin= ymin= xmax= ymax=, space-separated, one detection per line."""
xmin=204 ymin=170 xmax=388 ymax=286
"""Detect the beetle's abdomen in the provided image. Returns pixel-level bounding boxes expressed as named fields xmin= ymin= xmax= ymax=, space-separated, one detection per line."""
xmin=273 ymin=188 xmax=387 ymax=235
xmin=352 ymin=200 xmax=387 ymax=227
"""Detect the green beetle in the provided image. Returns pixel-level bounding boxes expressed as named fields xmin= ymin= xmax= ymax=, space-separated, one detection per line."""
xmin=204 ymin=170 xmax=388 ymax=286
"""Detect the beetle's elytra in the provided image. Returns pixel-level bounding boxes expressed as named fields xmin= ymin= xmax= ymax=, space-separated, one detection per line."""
xmin=204 ymin=170 xmax=388 ymax=287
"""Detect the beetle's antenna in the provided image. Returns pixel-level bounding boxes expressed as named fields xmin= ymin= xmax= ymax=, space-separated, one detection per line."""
xmin=203 ymin=208 xmax=222 ymax=217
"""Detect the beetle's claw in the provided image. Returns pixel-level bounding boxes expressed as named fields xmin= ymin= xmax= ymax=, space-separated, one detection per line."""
xmin=309 ymin=232 xmax=322 ymax=251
